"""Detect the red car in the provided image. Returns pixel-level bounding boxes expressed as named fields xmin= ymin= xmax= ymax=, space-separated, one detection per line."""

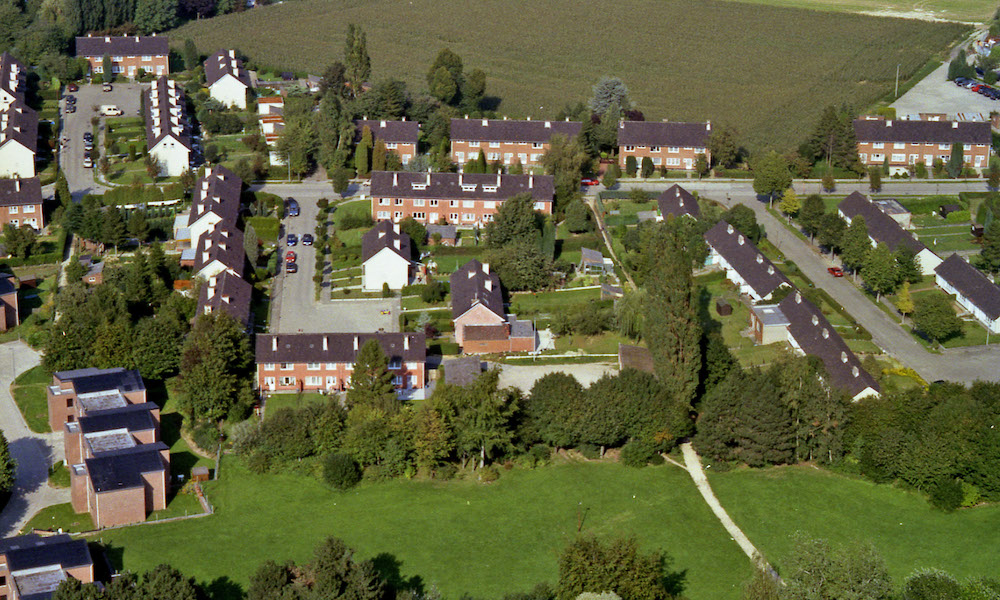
xmin=971 ymin=84 xmax=983 ymax=92
xmin=581 ymin=177 xmax=600 ymax=186
xmin=285 ymin=250 xmax=296 ymax=263
xmin=66 ymin=83 xmax=79 ymax=92
xmin=827 ymin=266 xmax=844 ymax=277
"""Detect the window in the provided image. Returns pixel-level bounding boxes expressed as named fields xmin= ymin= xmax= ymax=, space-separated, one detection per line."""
xmin=94 ymin=66 xmax=103 ymax=73
xmin=650 ymin=146 xmax=661 ymax=152
xmin=394 ymin=198 xmax=403 ymax=205
xmin=483 ymin=201 xmax=496 ymax=209
xmin=872 ymin=142 xmax=884 ymax=149
xmin=393 ymin=375 xmax=403 ymax=386
xmin=23 ymin=205 xmax=34 ymax=213
xmin=142 ymin=55 xmax=152 ymax=61
xmin=0 ymin=575 xmax=6 ymax=586
xmin=666 ymin=158 xmax=680 ymax=166
xmin=487 ymin=153 xmax=500 ymax=161
xmin=264 ymin=363 xmax=275 ymax=370
xmin=111 ymin=65 xmax=122 ymax=74
xmin=462 ymin=200 xmax=475 ymax=208
xmin=307 ymin=362 xmax=320 ymax=370
xmin=965 ymin=144 xmax=973 ymax=151
xmin=530 ymin=153 xmax=541 ymax=162
xmin=482 ymin=185 xmax=497 ymax=193
xmin=305 ymin=376 xmax=322 ymax=386
xmin=624 ymin=145 xmax=635 ymax=152
xmin=414 ymin=199 xmax=425 ymax=206
xmin=112 ymin=55 xmax=123 ymax=61
xmin=463 ymin=213 xmax=475 ymax=221
xmin=938 ymin=144 xmax=949 ymax=150
xmin=893 ymin=142 xmax=906 ymax=149
xmin=389 ymin=358 xmax=402 ymax=369
xmin=694 ymin=148 xmax=705 ymax=153
xmin=394 ymin=211 xmax=403 ymax=219
xmin=413 ymin=212 xmax=425 ymax=220
xmin=859 ymin=153 xmax=867 ymax=161
xmin=429 ymin=199 xmax=439 ymax=207
xmin=504 ymin=153 xmax=513 ymax=163
xmin=379 ymin=198 xmax=389 ymax=205
xmin=667 ymin=147 xmax=679 ymax=153
xmin=871 ymin=154 xmax=884 ymax=162
xmin=280 ymin=363 xmax=293 ymax=370
xmin=8 ymin=220 xmax=16 ymax=227
xmin=891 ymin=154 xmax=905 ymax=162
xmin=429 ymin=213 xmax=438 ymax=222
xmin=450 ymin=200 xmax=459 ymax=207
xmin=532 ymin=142 xmax=543 ymax=149
xmin=377 ymin=211 xmax=390 ymax=219
xmin=386 ymin=143 xmax=398 ymax=150
xmin=7 ymin=207 xmax=16 ymax=214
xmin=279 ymin=376 xmax=296 ymax=386
xmin=489 ymin=142 xmax=500 ymax=148
xmin=455 ymin=152 xmax=465 ymax=162
xmin=450 ymin=213 xmax=459 ymax=221
xmin=652 ymin=158 xmax=662 ymax=165
xmin=66 ymin=398 xmax=73 ymax=408
xmin=326 ymin=363 xmax=336 ymax=369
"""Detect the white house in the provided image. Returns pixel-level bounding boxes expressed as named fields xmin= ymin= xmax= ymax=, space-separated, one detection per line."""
xmin=838 ymin=192 xmax=942 ymax=275
xmin=935 ymin=253 xmax=1000 ymax=333
xmin=361 ymin=221 xmax=412 ymax=292
xmin=205 ymin=50 xmax=251 ymax=110
xmin=703 ymin=220 xmax=790 ymax=302
xmin=193 ymin=225 xmax=244 ymax=281
xmin=0 ymin=52 xmax=26 ymax=110
xmin=257 ymin=96 xmax=285 ymax=166
xmin=145 ymin=76 xmax=191 ymax=177
xmin=177 ymin=166 xmax=243 ymax=246
xmin=0 ymin=102 xmax=37 ymax=178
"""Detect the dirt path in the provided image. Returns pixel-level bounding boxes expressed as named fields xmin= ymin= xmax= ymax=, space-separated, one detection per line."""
xmin=584 ymin=196 xmax=636 ymax=290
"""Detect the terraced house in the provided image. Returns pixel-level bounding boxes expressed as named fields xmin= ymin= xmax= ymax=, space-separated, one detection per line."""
xmin=450 ymin=117 xmax=581 ymax=169
xmin=0 ymin=52 xmax=35 ymax=179
xmin=617 ymin=120 xmax=712 ymax=171
xmin=144 ymin=76 xmax=191 ymax=177
xmin=354 ymin=119 xmax=419 ymax=165
xmin=0 ymin=52 xmax=26 ymax=110
xmin=837 ymin=191 xmax=942 ymax=275
xmin=370 ymin=171 xmax=554 ymax=226
xmin=0 ymin=534 xmax=94 ymax=600
xmin=205 ymin=49 xmax=251 ymax=109
xmin=0 ymin=177 xmax=44 ymax=229
xmin=75 ymin=34 xmax=169 ymax=79
xmin=935 ymin=253 xmax=1000 ymax=334
xmin=450 ymin=259 xmax=536 ymax=354
xmin=854 ymin=116 xmax=992 ymax=175
xmin=704 ymin=221 xmax=790 ymax=302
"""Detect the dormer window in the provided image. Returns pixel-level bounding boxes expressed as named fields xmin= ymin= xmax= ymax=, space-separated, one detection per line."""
xmin=411 ymin=183 xmax=427 ymax=190
xmin=460 ymin=184 xmax=477 ymax=192
xmin=755 ymin=254 xmax=763 ymax=264
xmin=841 ymin=352 xmax=848 ymax=363
xmin=811 ymin=315 xmax=819 ymax=326
xmin=482 ymin=185 xmax=497 ymax=193
xmin=822 ymin=329 xmax=829 ymax=339
xmin=767 ymin=266 xmax=774 ymax=275
xmin=737 ymin=235 xmax=744 ymax=245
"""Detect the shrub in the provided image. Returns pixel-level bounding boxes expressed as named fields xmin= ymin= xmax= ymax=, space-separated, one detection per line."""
xmin=245 ymin=450 xmax=271 ymax=474
xmin=323 ymin=453 xmax=361 ymax=490
xmin=945 ymin=210 xmax=971 ymax=223
xmin=577 ymin=443 xmax=601 ymax=459
xmin=191 ymin=421 xmax=222 ymax=455
xmin=420 ymin=279 xmax=447 ymax=303
xmin=625 ymin=156 xmax=637 ymax=177
xmin=961 ymin=480 xmax=981 ymax=507
xmin=479 ymin=465 xmax=500 ymax=483
xmin=339 ymin=211 xmax=374 ymax=230
xmin=620 ymin=439 xmax=657 ymax=467
xmin=382 ymin=282 xmax=392 ymax=298
xmin=928 ymin=477 xmax=963 ymax=512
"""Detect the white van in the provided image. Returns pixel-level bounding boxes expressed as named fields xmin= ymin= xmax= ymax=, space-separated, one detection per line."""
xmin=100 ymin=105 xmax=123 ymax=116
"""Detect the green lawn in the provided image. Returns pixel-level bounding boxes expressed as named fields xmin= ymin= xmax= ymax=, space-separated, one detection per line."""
xmin=553 ymin=331 xmax=632 ymax=355
xmin=429 ymin=248 xmax=487 ymax=275
xmin=710 ymin=466 xmax=1000 ymax=586
xmin=11 ymin=365 xmax=52 ymax=433
xmin=916 ymin=234 xmax=979 ymax=253
xmin=150 ymin=379 xmax=216 ymax=479
xmin=99 ymin=461 xmax=752 ymax=600
xmin=264 ymin=392 xmax=329 ymax=416
xmin=21 ymin=502 xmax=94 ymax=534
xmin=48 ymin=461 xmax=70 ymax=488
xmin=510 ymin=288 xmax=601 ymax=315
xmin=246 ymin=216 xmax=280 ymax=243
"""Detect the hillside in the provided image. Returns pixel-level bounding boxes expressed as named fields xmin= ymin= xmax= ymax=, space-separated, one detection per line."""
xmin=170 ymin=0 xmax=968 ymax=151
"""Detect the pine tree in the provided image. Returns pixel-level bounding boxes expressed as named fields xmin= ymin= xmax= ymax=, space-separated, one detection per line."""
xmin=0 ymin=429 xmax=15 ymax=494
xmin=346 ymin=339 xmax=398 ymax=412
xmin=344 ymin=24 xmax=371 ymax=97
xmin=981 ymin=219 xmax=1000 ymax=273
xmin=947 ymin=142 xmax=964 ymax=178
xmin=354 ymin=139 xmax=370 ymax=177
xmin=371 ymin=139 xmax=387 ymax=172
xmin=868 ymin=166 xmax=882 ymax=192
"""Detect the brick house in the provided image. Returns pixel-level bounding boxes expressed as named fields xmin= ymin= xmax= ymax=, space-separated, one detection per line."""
xmin=935 ymin=253 xmax=1000 ymax=333
xmin=75 ymin=34 xmax=169 ymax=79
xmin=353 ymin=119 xmax=419 ymax=166
xmin=46 ymin=368 xmax=146 ymax=432
xmin=145 ymin=77 xmax=191 ymax=177
xmin=361 ymin=221 xmax=412 ymax=291
xmin=0 ymin=534 xmax=94 ymax=600
xmin=450 ymin=259 xmax=536 ymax=354
xmin=704 ymin=221 xmax=790 ymax=302
xmin=78 ymin=256 xmax=104 ymax=285
xmin=370 ymin=171 xmax=554 ymax=227
xmin=205 ymin=50 xmax=251 ymax=109
xmin=256 ymin=96 xmax=285 ymax=165
xmin=0 ymin=101 xmax=37 ymax=178
xmin=0 ymin=178 xmax=44 ymax=230
xmin=255 ymin=332 xmax=427 ymax=396
xmin=655 ymin=184 xmax=701 ymax=220
xmin=838 ymin=192 xmax=942 ymax=275
xmin=0 ymin=273 xmax=18 ymax=331
xmin=853 ymin=116 xmax=992 ymax=175
xmin=450 ymin=117 xmax=582 ymax=169
xmin=617 ymin=120 xmax=712 ymax=171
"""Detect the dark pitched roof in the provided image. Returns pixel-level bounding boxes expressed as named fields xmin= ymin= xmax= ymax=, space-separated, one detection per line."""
xmin=0 ymin=177 xmax=41 ymax=207
xmin=0 ymin=534 xmax=92 ymax=571
xmin=450 ymin=117 xmax=581 ymax=144
xmin=193 ymin=225 xmax=245 ymax=276
xmin=74 ymin=34 xmax=169 ymax=58
xmin=580 ymin=247 xmax=605 ymax=266
xmin=837 ymin=192 xmax=926 ymax=254
xmin=144 ymin=76 xmax=191 ymax=151
xmin=443 ymin=357 xmax=483 ymax=386
xmin=617 ymin=120 xmax=711 ymax=147
xmin=1 ymin=101 xmax=38 ymax=153
xmin=935 ymin=253 xmax=1000 ymax=320
xmin=353 ymin=119 xmax=419 ymax=145
xmin=0 ymin=52 xmax=26 ymax=102
xmin=78 ymin=402 xmax=158 ymax=434
xmin=189 ymin=165 xmax=243 ymax=225
xmin=53 ymin=368 xmax=145 ymax=395
xmin=370 ymin=171 xmax=554 ymax=204
xmin=0 ymin=273 xmax=15 ymax=295
xmin=85 ymin=442 xmax=168 ymax=493
xmin=464 ymin=324 xmax=510 ymax=341
xmin=778 ymin=291 xmax=880 ymax=397
xmin=361 ymin=221 xmax=412 ymax=262
xmin=449 ymin=259 xmax=504 ymax=320
xmin=426 ymin=224 xmax=457 ymax=241
xmin=204 ymin=49 xmax=250 ymax=88
xmin=618 ymin=343 xmax=655 ymax=374
xmin=255 ymin=332 xmax=426 ymax=365
xmin=853 ymin=118 xmax=991 ymax=145
xmin=704 ymin=220 xmax=789 ymax=299
xmin=198 ymin=269 xmax=252 ymax=325
xmin=657 ymin=184 xmax=701 ymax=219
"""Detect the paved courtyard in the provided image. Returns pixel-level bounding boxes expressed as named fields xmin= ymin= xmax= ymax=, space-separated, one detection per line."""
xmin=274 ymin=296 xmax=400 ymax=334
xmin=892 ymin=62 xmax=999 ymax=116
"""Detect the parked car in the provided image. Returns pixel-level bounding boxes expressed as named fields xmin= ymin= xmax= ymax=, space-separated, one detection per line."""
xmin=83 ymin=132 xmax=93 ymax=142
xmin=66 ymin=83 xmax=79 ymax=92
xmin=286 ymin=198 xmax=300 ymax=217
xmin=65 ymin=104 xmax=75 ymax=113
xmin=83 ymin=139 xmax=93 ymax=151
xmin=286 ymin=262 xmax=298 ymax=273
xmin=286 ymin=233 xmax=298 ymax=246
xmin=581 ymin=177 xmax=600 ymax=186
xmin=285 ymin=250 xmax=297 ymax=263
xmin=64 ymin=94 xmax=76 ymax=104
xmin=99 ymin=105 xmax=123 ymax=116
xmin=83 ymin=153 xmax=93 ymax=168
xmin=102 ymin=83 xmax=113 ymax=92
xmin=302 ymin=234 xmax=314 ymax=246
xmin=827 ymin=266 xmax=844 ymax=277
xmin=954 ymin=77 xmax=970 ymax=86
xmin=971 ymin=84 xmax=983 ymax=92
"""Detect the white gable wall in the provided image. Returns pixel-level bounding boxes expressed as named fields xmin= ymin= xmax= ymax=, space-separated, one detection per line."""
xmin=0 ymin=140 xmax=34 ymax=177
xmin=150 ymin=136 xmax=190 ymax=177
xmin=209 ymin=75 xmax=248 ymax=109
xmin=362 ymin=248 xmax=410 ymax=291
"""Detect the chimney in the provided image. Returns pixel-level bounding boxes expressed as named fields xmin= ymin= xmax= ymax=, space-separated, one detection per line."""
xmin=134 ymin=36 xmax=139 ymax=42
xmin=503 ymin=115 xmax=507 ymax=120
xmin=496 ymin=173 xmax=501 ymax=187
xmin=526 ymin=116 xmax=531 ymax=121
xmin=353 ymin=336 xmax=359 ymax=351
xmin=404 ymin=336 xmax=409 ymax=350
xmin=323 ymin=336 xmax=328 ymax=351
xmin=528 ymin=175 xmax=534 ymax=189
xmin=394 ymin=239 xmax=401 ymax=249
xmin=271 ymin=337 xmax=277 ymax=351
xmin=459 ymin=173 xmax=463 ymax=186
xmin=464 ymin=114 xmax=468 ymax=119
xmin=706 ymin=121 xmax=712 ymax=131
xmin=380 ymin=120 xmax=386 ymax=127
xmin=401 ymin=116 xmax=406 ymax=121
xmin=14 ymin=179 xmax=19 ymax=192
xmin=481 ymin=119 xmax=488 ymax=126
xmin=485 ymin=279 xmax=493 ymax=291
xmin=104 ymin=36 xmax=110 ymax=42
xmin=675 ymin=188 xmax=680 ymax=197
xmin=393 ymin=172 xmax=398 ymax=186
xmin=565 ymin=117 xmax=570 ymax=121
xmin=425 ymin=172 xmax=431 ymax=186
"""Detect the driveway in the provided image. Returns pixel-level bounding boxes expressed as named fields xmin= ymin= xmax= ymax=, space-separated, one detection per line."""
xmin=892 ymin=62 xmax=1000 ymax=117
xmin=0 ymin=341 xmax=68 ymax=537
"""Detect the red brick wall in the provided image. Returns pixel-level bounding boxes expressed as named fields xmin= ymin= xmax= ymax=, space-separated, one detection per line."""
xmin=0 ymin=290 xmax=17 ymax=331
xmin=48 ymin=389 xmax=77 ymax=433
xmin=857 ymin=141 xmax=991 ymax=168
xmin=372 ymin=196 xmax=552 ymax=227
xmin=451 ymin=140 xmax=550 ymax=168
xmin=257 ymin=361 xmax=426 ymax=392
xmin=454 ymin=305 xmax=505 ymax=344
xmin=0 ymin=202 xmax=44 ymax=230
xmin=619 ymin=146 xmax=709 ymax=171
xmin=85 ymin=55 xmax=168 ymax=79
xmin=71 ymin=466 xmax=89 ymax=514
xmin=142 ymin=469 xmax=167 ymax=512
xmin=66 ymin=564 xmax=96 ymax=584
xmin=93 ymin=486 xmax=146 ymax=528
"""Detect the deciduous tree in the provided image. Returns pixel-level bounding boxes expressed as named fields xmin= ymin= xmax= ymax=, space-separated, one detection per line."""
xmin=862 ymin=242 xmax=900 ymax=301
xmin=558 ymin=535 xmax=674 ymax=600
xmin=751 ymin=151 xmax=791 ymax=204
xmin=179 ymin=312 xmax=253 ymax=421
xmin=782 ymin=536 xmax=893 ymax=600
xmin=0 ymin=429 xmax=14 ymax=495
xmin=344 ymin=24 xmax=371 ymax=97
xmin=707 ymin=126 xmax=740 ymax=169
xmin=981 ymin=218 xmax=1000 ymax=273
xmin=133 ymin=0 xmax=179 ymax=34
xmin=777 ymin=187 xmax=801 ymax=219
xmin=839 ymin=215 xmax=870 ymax=277
xmin=913 ymin=293 xmax=962 ymax=344
xmin=541 ymin=134 xmax=591 ymax=215
xmin=346 ymin=339 xmax=399 ymax=412
xmin=798 ymin=194 xmax=826 ymax=241
xmin=895 ymin=281 xmax=915 ymax=324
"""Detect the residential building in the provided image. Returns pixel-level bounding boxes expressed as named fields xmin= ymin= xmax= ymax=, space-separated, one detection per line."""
xmin=197 ymin=269 xmax=252 ymax=327
xmin=935 ymin=253 xmax=1000 ymax=333
xmin=144 ymin=76 xmax=191 ymax=177
xmin=874 ymin=199 xmax=911 ymax=229
xmin=71 ymin=442 xmax=169 ymax=528
xmin=449 ymin=259 xmax=536 ymax=354
xmin=655 ymin=184 xmax=701 ymax=220
xmin=361 ymin=221 xmax=412 ymax=291
xmin=173 ymin=165 xmax=243 ymax=248
xmin=256 ymin=96 xmax=285 ymax=165
xmin=46 ymin=367 xmax=146 ymax=432
xmin=255 ymin=332 xmax=427 ymax=395
xmin=0 ymin=52 xmax=26 ymax=110
xmin=838 ymin=191 xmax=942 ymax=275
xmin=854 ymin=116 xmax=992 ymax=175
xmin=370 ymin=171 xmax=554 ymax=227
xmin=0 ymin=177 xmax=43 ymax=229
xmin=450 ymin=117 xmax=581 ymax=169
xmin=192 ymin=225 xmax=245 ymax=280
xmin=0 ymin=273 xmax=17 ymax=331
xmin=0 ymin=534 xmax=94 ymax=600
xmin=704 ymin=221 xmax=790 ymax=302
xmin=353 ymin=119 xmax=419 ymax=165
xmin=205 ymin=50 xmax=251 ymax=109
xmin=426 ymin=224 xmax=457 ymax=246
xmin=442 ymin=356 xmax=484 ymax=386
xmin=578 ymin=247 xmax=612 ymax=275
xmin=80 ymin=257 xmax=104 ymax=285
xmin=617 ymin=120 xmax=712 ymax=171
xmin=74 ymin=34 xmax=169 ymax=79
xmin=0 ymin=102 xmax=37 ymax=178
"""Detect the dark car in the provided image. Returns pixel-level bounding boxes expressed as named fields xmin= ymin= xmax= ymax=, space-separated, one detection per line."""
xmin=302 ymin=234 xmax=314 ymax=246
xmin=954 ymin=77 xmax=970 ymax=86
xmin=286 ymin=198 xmax=300 ymax=217
xmin=84 ymin=139 xmax=93 ymax=151
xmin=286 ymin=233 xmax=298 ymax=246
xmin=65 ymin=104 xmax=76 ymax=113
xmin=286 ymin=262 xmax=298 ymax=273
xmin=66 ymin=83 xmax=79 ymax=92
xmin=64 ymin=94 xmax=76 ymax=104
xmin=83 ymin=132 xmax=93 ymax=142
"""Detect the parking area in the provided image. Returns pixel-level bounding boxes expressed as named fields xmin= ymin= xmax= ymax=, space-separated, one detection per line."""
xmin=892 ymin=62 xmax=999 ymax=116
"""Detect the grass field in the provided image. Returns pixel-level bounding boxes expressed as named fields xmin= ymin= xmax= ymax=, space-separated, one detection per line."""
xmin=168 ymin=0 xmax=967 ymax=151
xmin=726 ymin=0 xmax=991 ymax=22
xmin=11 ymin=364 xmax=52 ymax=433
xmin=710 ymin=466 xmax=1000 ymax=584
xmin=98 ymin=461 xmax=752 ymax=600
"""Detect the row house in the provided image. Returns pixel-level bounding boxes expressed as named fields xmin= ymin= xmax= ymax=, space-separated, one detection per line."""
xmin=0 ymin=52 xmax=26 ymax=110
xmin=617 ymin=120 xmax=712 ymax=171
xmin=205 ymin=50 xmax=252 ymax=109
xmin=354 ymin=119 xmax=419 ymax=165
xmin=257 ymin=96 xmax=285 ymax=165
xmin=655 ymin=184 xmax=701 ymax=221
xmin=0 ymin=177 xmax=44 ymax=229
xmin=0 ymin=101 xmax=37 ymax=178
xmin=838 ymin=192 xmax=942 ymax=275
xmin=174 ymin=165 xmax=243 ymax=248
xmin=935 ymin=253 xmax=1000 ymax=333
xmin=145 ymin=76 xmax=191 ymax=177
xmin=255 ymin=332 xmax=427 ymax=396
xmin=450 ymin=117 xmax=581 ymax=169
xmin=198 ymin=269 xmax=252 ymax=326
xmin=450 ymin=259 xmax=536 ymax=354
xmin=75 ymin=34 xmax=169 ymax=79
xmin=704 ymin=220 xmax=790 ymax=302
xmin=750 ymin=291 xmax=880 ymax=401
xmin=46 ymin=367 xmax=147 ymax=432
xmin=853 ymin=116 xmax=992 ymax=175
xmin=369 ymin=171 xmax=554 ymax=227
xmin=361 ymin=221 xmax=413 ymax=292
xmin=0 ymin=273 xmax=17 ymax=331
xmin=192 ymin=225 xmax=245 ymax=281
xmin=0 ymin=534 xmax=94 ymax=600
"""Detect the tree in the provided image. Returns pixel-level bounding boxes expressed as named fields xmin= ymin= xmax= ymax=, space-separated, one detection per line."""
xmin=133 ymin=0 xmax=179 ymax=34
xmin=740 ymin=570 xmax=780 ymax=600
xmin=557 ymin=535 xmax=675 ymax=600
xmin=182 ymin=38 xmax=199 ymax=71
xmin=448 ymin=370 xmax=518 ymax=468
xmin=541 ymin=134 xmax=591 ymax=215
xmin=625 ymin=156 xmax=637 ymax=177
xmin=894 ymin=246 xmax=922 ymax=284
xmin=821 ymin=171 xmax=836 ymax=192
xmin=523 ymin=372 xmax=584 ymax=448
xmin=751 ymin=151 xmax=791 ymax=204
xmin=868 ymin=166 xmax=882 ymax=192
xmin=346 ymin=339 xmax=399 ymax=412
xmin=101 ymin=206 xmax=127 ymax=250
xmin=429 ymin=66 xmax=458 ymax=104
xmin=323 ymin=453 xmax=362 ymax=490
xmin=990 ymin=162 xmax=1000 ymax=191
xmin=948 ymin=55 xmax=975 ymax=80
xmin=101 ymin=54 xmax=113 ymax=83
xmin=982 ymin=218 xmax=1000 ymax=273
xmin=0 ymin=429 xmax=14 ymax=495
xmin=371 ymin=139 xmax=387 ymax=172
xmin=839 ymin=215 xmax=870 ymax=277
xmin=602 ymin=163 xmax=619 ymax=188
xmin=694 ymin=153 xmax=710 ymax=178
xmin=707 ymin=126 xmax=740 ymax=169
xmin=179 ymin=312 xmax=253 ymax=421
xmin=332 ymin=166 xmax=351 ymax=195
xmin=862 ymin=242 xmax=900 ymax=301
xmin=3 ymin=224 xmax=36 ymax=259
xmin=485 ymin=192 xmax=540 ymax=248
xmin=127 ymin=210 xmax=149 ymax=242
xmin=816 ymin=212 xmax=846 ymax=253
xmin=721 ymin=204 xmax=762 ymax=243
xmin=276 ymin=119 xmax=317 ymax=179
xmin=487 ymin=241 xmax=552 ymax=291
xmin=411 ymin=405 xmax=452 ymax=473
xmin=777 ymin=187 xmax=801 ymax=219
xmin=798 ymin=194 xmax=826 ymax=241
xmin=132 ymin=316 xmax=184 ymax=380
xmin=947 ymin=142 xmax=964 ymax=178
xmin=913 ymin=293 xmax=963 ymax=344
xmin=803 ymin=105 xmax=861 ymax=172
xmin=895 ymin=280 xmax=915 ymax=324
xmin=181 ymin=0 xmax=215 ymax=18
xmin=427 ymin=48 xmax=464 ymax=92
xmin=589 ymin=76 xmax=630 ymax=115
xmin=344 ymin=24 xmax=371 ymax=97
xmin=247 ymin=560 xmax=296 ymax=600
xmin=564 ymin=199 xmax=592 ymax=233
xmin=782 ymin=535 xmax=893 ymax=600
xmin=354 ymin=138 xmax=371 ymax=178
